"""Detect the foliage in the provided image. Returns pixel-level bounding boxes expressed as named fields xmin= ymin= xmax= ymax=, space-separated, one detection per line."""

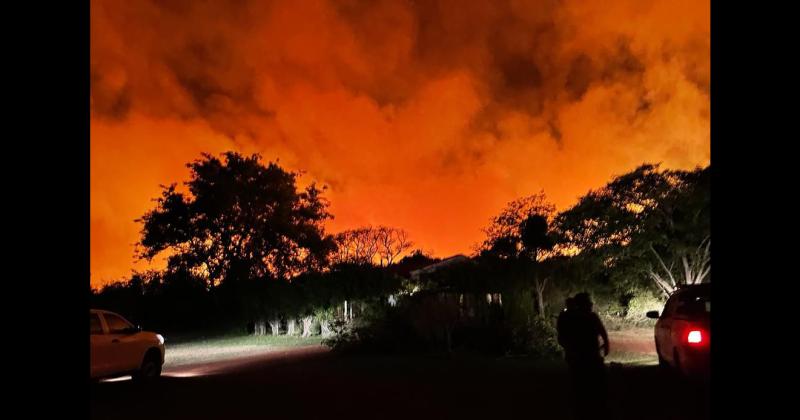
xmin=509 ymin=317 xmax=563 ymax=359
xmin=553 ymin=164 xmax=710 ymax=296
xmin=480 ymin=191 xmax=555 ymax=256
xmin=137 ymin=151 xmax=336 ymax=287
xmin=624 ymin=289 xmax=664 ymax=322
xmin=96 ymin=154 xmax=709 ymax=358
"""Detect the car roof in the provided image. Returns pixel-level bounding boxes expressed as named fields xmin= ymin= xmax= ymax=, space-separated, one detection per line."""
xmin=90 ymin=309 xmax=120 ymax=316
xmin=676 ymin=283 xmax=710 ymax=290
xmin=674 ymin=283 xmax=710 ymax=297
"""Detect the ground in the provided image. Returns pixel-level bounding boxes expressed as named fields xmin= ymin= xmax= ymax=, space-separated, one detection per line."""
xmin=606 ymin=328 xmax=658 ymax=364
xmin=164 ymin=334 xmax=324 ymax=367
xmin=91 ymin=330 xmax=708 ymax=420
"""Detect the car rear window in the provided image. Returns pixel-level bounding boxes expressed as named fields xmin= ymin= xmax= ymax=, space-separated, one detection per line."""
xmin=675 ymin=292 xmax=710 ymax=316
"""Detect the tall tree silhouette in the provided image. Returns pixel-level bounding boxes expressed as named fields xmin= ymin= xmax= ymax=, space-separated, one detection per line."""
xmin=553 ymin=164 xmax=710 ymax=295
xmin=332 ymin=226 xmax=413 ymax=266
xmin=137 ymin=152 xmax=336 ymax=288
xmin=481 ymin=191 xmax=555 ymax=259
xmin=520 ymin=214 xmax=556 ymax=317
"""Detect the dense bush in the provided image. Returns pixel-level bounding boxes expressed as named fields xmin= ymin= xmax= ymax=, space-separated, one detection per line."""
xmin=93 ymin=158 xmax=707 ymax=363
xmin=324 ymin=301 xmax=426 ymax=354
xmin=325 ymin=285 xmax=564 ymax=359
xmin=517 ymin=317 xmax=562 ymax=359
xmin=625 ymin=289 xmax=664 ymax=322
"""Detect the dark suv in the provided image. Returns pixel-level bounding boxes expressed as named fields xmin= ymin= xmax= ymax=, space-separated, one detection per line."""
xmin=647 ymin=284 xmax=710 ymax=379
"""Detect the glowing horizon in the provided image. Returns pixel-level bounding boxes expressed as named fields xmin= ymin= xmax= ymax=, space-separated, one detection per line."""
xmin=91 ymin=0 xmax=709 ymax=287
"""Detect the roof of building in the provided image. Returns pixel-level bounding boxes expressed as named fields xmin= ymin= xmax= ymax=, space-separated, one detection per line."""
xmin=409 ymin=254 xmax=470 ymax=279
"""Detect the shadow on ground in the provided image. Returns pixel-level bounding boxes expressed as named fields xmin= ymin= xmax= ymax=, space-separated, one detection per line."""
xmin=91 ymin=350 xmax=709 ymax=420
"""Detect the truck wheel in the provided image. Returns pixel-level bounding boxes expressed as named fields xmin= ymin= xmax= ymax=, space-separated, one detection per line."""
xmin=132 ymin=350 xmax=162 ymax=382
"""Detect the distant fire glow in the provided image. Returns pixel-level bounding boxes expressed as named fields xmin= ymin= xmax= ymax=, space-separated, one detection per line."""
xmin=91 ymin=0 xmax=709 ymax=286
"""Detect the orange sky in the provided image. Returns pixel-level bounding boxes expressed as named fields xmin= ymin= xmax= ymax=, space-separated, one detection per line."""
xmin=91 ymin=0 xmax=709 ymax=287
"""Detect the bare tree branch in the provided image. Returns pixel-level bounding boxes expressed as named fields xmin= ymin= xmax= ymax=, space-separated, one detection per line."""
xmin=649 ymin=243 xmax=677 ymax=287
xmin=648 ymin=270 xmax=674 ymax=297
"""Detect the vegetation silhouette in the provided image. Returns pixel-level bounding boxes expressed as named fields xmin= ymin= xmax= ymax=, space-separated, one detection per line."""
xmin=93 ymin=153 xmax=709 ymax=361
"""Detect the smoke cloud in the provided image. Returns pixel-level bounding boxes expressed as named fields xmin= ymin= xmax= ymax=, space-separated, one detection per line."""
xmin=91 ymin=0 xmax=709 ymax=285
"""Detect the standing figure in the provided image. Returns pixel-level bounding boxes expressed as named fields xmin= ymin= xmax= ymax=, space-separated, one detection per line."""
xmin=556 ymin=292 xmax=610 ymax=420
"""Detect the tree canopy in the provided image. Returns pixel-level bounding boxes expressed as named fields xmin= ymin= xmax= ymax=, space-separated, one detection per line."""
xmin=480 ymin=192 xmax=556 ymax=259
xmin=137 ymin=152 xmax=336 ymax=288
xmin=553 ymin=163 xmax=710 ymax=295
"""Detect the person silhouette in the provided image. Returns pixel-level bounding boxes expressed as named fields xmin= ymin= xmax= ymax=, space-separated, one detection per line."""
xmin=556 ymin=292 xmax=611 ymax=420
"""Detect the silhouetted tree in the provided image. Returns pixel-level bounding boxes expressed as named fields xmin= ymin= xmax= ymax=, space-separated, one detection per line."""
xmin=478 ymin=195 xmax=560 ymax=336
xmin=376 ymin=226 xmax=413 ymax=266
xmin=481 ymin=192 xmax=556 ymax=259
xmin=519 ymin=214 xmax=556 ymax=317
xmin=331 ymin=226 xmax=413 ymax=267
xmin=520 ymin=214 xmax=555 ymax=262
xmin=137 ymin=152 xmax=336 ymax=290
xmin=638 ymin=166 xmax=710 ymax=295
xmin=553 ymin=164 xmax=710 ymax=296
xmin=332 ymin=227 xmax=381 ymax=266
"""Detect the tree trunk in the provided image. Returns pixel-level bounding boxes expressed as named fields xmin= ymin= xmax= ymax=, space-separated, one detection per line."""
xmin=253 ymin=320 xmax=266 ymax=336
xmin=534 ymin=277 xmax=548 ymax=318
xmin=302 ymin=316 xmax=314 ymax=337
xmin=269 ymin=318 xmax=281 ymax=336
xmin=344 ymin=300 xmax=349 ymax=322
xmin=320 ymin=319 xmax=332 ymax=337
xmin=287 ymin=319 xmax=297 ymax=336
xmin=535 ymin=288 xmax=545 ymax=318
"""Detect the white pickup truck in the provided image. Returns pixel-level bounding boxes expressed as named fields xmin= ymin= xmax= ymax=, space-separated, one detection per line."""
xmin=90 ymin=309 xmax=165 ymax=381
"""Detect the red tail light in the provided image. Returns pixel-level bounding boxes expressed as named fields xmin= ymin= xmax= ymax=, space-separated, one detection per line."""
xmin=686 ymin=329 xmax=706 ymax=345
